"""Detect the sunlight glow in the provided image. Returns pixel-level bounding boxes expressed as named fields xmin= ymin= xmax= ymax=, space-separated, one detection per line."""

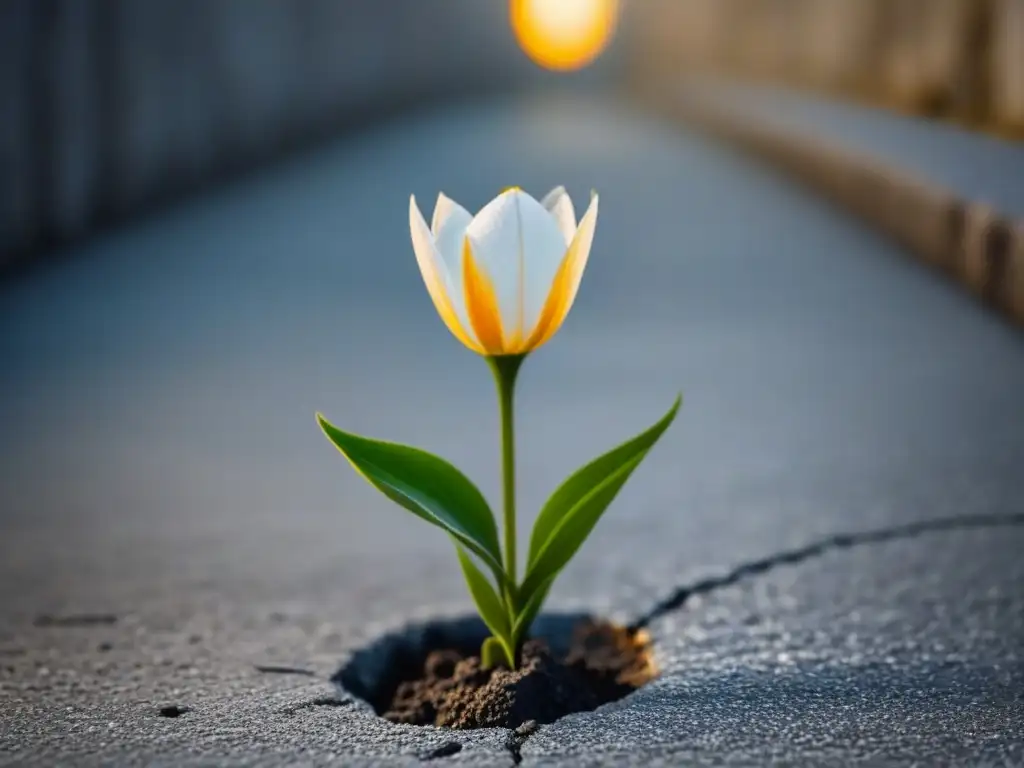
xmin=510 ymin=0 xmax=619 ymax=72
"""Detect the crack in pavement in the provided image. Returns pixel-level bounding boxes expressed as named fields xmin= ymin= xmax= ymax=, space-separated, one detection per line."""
xmin=630 ymin=513 xmax=1024 ymax=631
xmin=254 ymin=664 xmax=317 ymax=676
xmin=418 ymin=740 xmax=462 ymax=761
xmin=281 ymin=696 xmax=352 ymax=715
xmin=505 ymin=720 xmax=539 ymax=765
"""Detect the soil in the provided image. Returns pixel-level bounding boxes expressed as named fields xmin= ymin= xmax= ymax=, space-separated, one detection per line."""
xmin=382 ymin=619 xmax=654 ymax=730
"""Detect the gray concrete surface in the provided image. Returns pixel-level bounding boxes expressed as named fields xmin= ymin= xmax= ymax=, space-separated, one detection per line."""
xmin=682 ymin=77 xmax=1024 ymax=218
xmin=2 ymin=91 xmax=1023 ymax=765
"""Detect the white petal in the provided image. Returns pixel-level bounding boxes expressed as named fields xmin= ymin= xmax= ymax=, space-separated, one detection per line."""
xmin=465 ymin=189 xmax=567 ymax=339
xmin=409 ymin=195 xmax=477 ymax=349
xmin=561 ymin=192 xmax=599 ymax=313
xmin=431 ymin=193 xmax=473 ymax=273
xmin=431 ymin=192 xmax=461 ymax=234
xmin=541 ymin=186 xmax=577 ymax=246
xmin=522 ymin=192 xmax=599 ymax=351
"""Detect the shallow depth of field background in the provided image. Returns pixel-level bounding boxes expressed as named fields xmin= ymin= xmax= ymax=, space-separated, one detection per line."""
xmin=2 ymin=0 xmax=1021 ymax=268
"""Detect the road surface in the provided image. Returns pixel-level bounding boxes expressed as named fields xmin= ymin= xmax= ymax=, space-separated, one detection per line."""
xmin=2 ymin=91 xmax=1022 ymax=766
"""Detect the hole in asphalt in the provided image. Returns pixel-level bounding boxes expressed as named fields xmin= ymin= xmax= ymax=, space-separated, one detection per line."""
xmin=158 ymin=705 xmax=189 ymax=718
xmin=334 ymin=613 xmax=654 ymax=730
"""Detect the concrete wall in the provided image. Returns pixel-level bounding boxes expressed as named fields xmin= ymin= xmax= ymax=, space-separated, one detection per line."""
xmin=626 ymin=0 xmax=1024 ymax=134
xmin=0 ymin=0 xmax=620 ymax=267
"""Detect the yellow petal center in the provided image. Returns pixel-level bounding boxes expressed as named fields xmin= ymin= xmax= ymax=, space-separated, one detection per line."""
xmin=462 ymin=238 xmax=507 ymax=355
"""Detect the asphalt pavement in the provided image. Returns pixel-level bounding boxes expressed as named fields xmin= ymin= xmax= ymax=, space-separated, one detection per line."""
xmin=1 ymin=90 xmax=1022 ymax=766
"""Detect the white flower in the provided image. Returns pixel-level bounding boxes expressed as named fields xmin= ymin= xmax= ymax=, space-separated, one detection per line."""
xmin=409 ymin=186 xmax=599 ymax=356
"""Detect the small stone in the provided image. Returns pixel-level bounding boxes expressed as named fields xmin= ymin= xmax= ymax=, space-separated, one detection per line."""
xmin=515 ymin=719 xmax=538 ymax=736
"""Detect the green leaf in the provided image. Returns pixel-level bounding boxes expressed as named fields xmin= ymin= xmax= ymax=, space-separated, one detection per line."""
xmin=456 ymin=546 xmax=511 ymax=643
xmin=511 ymin=574 xmax=555 ymax=648
xmin=520 ymin=395 xmax=681 ymax=605
xmin=317 ymin=413 xmax=503 ymax=574
xmin=480 ymin=636 xmax=513 ymax=669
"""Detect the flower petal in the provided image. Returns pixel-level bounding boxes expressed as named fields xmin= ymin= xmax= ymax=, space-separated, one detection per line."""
xmin=541 ymin=186 xmax=577 ymax=246
xmin=431 ymin=193 xmax=474 ymax=271
xmin=521 ymin=192 xmax=599 ymax=352
xmin=462 ymin=237 xmax=507 ymax=355
xmin=431 ymin=192 xmax=462 ymax=234
xmin=409 ymin=196 xmax=482 ymax=353
xmin=466 ymin=188 xmax=567 ymax=344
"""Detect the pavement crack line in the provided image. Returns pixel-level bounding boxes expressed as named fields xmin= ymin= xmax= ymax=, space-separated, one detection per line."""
xmin=281 ymin=696 xmax=351 ymax=715
xmin=505 ymin=720 xmax=539 ymax=765
xmin=419 ymin=740 xmax=462 ymax=761
xmin=254 ymin=664 xmax=316 ymax=676
xmin=630 ymin=512 xmax=1024 ymax=631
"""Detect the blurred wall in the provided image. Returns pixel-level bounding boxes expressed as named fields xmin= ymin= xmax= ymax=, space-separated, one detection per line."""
xmin=627 ymin=0 xmax=1024 ymax=136
xmin=0 ymin=0 xmax=619 ymax=268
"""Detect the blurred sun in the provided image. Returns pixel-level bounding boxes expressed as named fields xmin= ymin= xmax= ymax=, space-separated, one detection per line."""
xmin=510 ymin=0 xmax=619 ymax=72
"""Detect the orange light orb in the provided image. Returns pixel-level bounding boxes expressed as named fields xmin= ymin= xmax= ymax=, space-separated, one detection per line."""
xmin=510 ymin=0 xmax=620 ymax=72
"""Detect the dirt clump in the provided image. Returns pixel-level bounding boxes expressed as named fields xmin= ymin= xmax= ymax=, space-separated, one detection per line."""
xmin=383 ymin=620 xmax=654 ymax=730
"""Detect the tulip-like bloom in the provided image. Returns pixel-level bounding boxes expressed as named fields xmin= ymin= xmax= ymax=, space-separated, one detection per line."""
xmin=410 ymin=187 xmax=598 ymax=356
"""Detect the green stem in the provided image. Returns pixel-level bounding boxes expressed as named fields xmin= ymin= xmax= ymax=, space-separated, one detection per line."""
xmin=487 ymin=354 xmax=525 ymax=617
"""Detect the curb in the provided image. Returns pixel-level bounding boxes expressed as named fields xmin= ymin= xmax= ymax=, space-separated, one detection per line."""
xmin=641 ymin=85 xmax=1024 ymax=326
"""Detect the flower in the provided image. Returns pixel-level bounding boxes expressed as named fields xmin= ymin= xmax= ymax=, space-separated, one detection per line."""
xmin=409 ymin=186 xmax=599 ymax=356
xmin=322 ymin=185 xmax=679 ymax=671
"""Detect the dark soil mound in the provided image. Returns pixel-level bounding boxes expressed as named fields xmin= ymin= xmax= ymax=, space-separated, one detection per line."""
xmin=383 ymin=620 xmax=654 ymax=729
